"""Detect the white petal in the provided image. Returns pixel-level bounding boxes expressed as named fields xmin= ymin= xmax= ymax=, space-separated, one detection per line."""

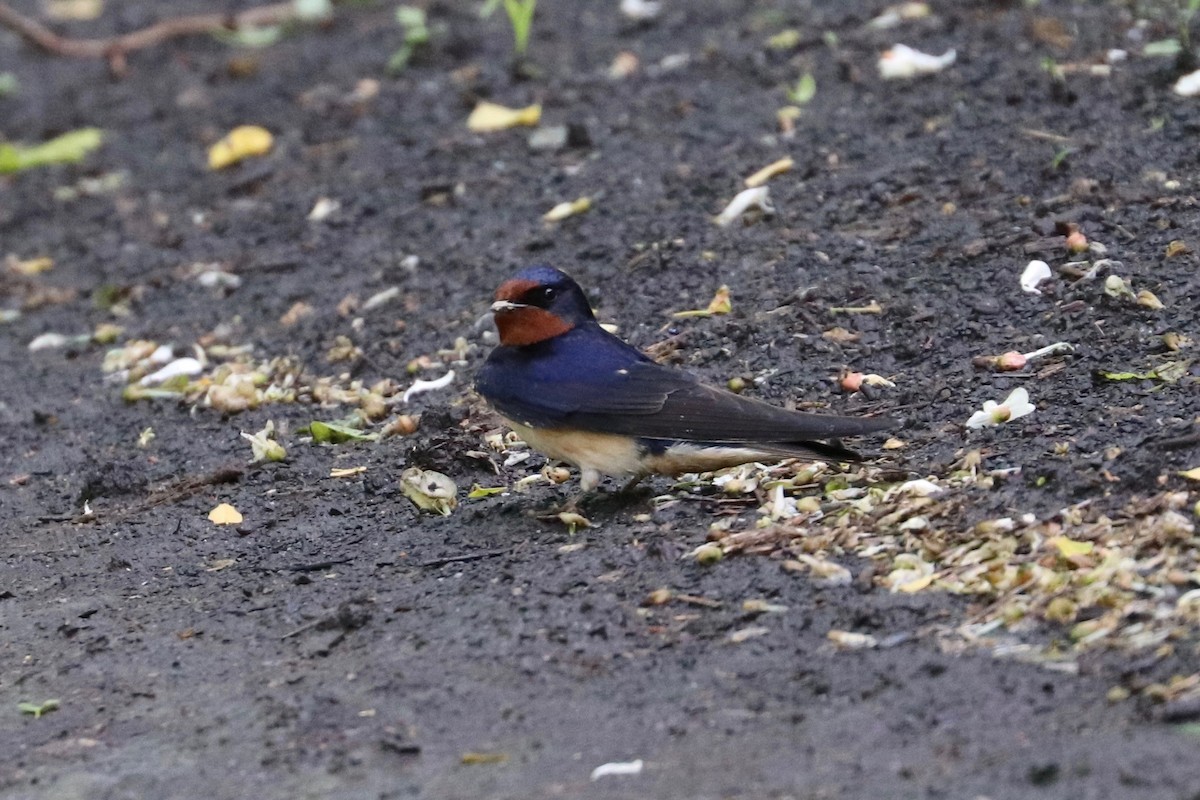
xmin=714 ymin=186 xmax=774 ymax=227
xmin=1174 ymin=68 xmax=1200 ymax=97
xmin=590 ymin=759 xmax=644 ymax=781
xmin=1019 ymin=260 xmax=1052 ymax=294
xmin=140 ymin=357 xmax=204 ymax=385
xmin=966 ymin=409 xmax=993 ymax=429
xmin=402 ymin=370 xmax=455 ymax=403
xmin=879 ymin=44 xmax=956 ymax=79
xmin=1001 ymin=386 xmax=1035 ymax=420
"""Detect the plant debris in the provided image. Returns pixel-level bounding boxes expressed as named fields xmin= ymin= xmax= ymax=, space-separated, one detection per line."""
xmin=878 ymin=44 xmax=956 ymax=79
xmin=543 ymin=196 xmax=591 ymax=222
xmin=966 ymin=387 xmax=1035 ymax=428
xmin=713 ymin=186 xmax=774 ymax=227
xmin=0 ymin=127 xmax=103 ymax=173
xmin=672 ymin=286 xmax=731 ymax=318
xmin=208 ymin=503 xmax=243 ymax=525
xmin=467 ymin=101 xmax=541 ymax=132
xmin=241 ymin=421 xmax=286 ymax=463
xmin=590 ymin=759 xmax=644 ymax=780
xmin=400 ymin=468 xmax=457 ymax=515
xmin=207 ymin=125 xmax=273 ymax=169
xmin=18 ymin=699 xmax=60 ymax=718
xmin=743 ymin=157 xmax=793 ymax=188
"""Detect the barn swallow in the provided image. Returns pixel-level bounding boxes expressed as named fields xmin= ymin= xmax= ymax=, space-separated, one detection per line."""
xmin=474 ymin=265 xmax=894 ymax=493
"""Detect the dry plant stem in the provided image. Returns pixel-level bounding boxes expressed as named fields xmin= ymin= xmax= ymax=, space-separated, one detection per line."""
xmin=0 ymin=1 xmax=300 ymax=72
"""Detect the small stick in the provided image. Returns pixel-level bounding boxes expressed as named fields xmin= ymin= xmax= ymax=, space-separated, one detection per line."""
xmin=419 ymin=549 xmax=509 ymax=569
xmin=0 ymin=1 xmax=306 ymax=70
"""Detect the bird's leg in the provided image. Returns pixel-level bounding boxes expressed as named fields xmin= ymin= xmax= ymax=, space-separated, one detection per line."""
xmin=535 ymin=468 xmax=597 ymax=518
xmin=618 ymin=473 xmax=647 ymax=494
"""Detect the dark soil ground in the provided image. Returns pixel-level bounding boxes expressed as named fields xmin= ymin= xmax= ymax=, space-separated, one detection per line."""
xmin=3 ymin=0 xmax=1200 ymax=797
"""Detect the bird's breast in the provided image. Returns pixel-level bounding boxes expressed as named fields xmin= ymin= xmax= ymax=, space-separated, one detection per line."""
xmin=505 ymin=420 xmax=645 ymax=478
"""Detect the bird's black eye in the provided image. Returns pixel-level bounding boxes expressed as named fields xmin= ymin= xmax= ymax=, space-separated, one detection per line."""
xmin=534 ymin=286 xmax=558 ymax=305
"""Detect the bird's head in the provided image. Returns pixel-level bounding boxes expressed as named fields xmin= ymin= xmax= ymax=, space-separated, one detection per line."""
xmin=491 ymin=265 xmax=596 ymax=346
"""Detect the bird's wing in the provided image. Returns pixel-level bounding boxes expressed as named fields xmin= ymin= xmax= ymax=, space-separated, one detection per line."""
xmin=482 ymin=349 xmax=893 ymax=444
xmin=564 ymin=361 xmax=894 ymax=443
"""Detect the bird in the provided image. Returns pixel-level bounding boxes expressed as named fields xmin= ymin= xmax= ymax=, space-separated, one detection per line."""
xmin=474 ymin=265 xmax=894 ymax=495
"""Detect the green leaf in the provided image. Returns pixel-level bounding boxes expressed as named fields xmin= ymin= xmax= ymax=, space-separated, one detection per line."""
xmin=467 ymin=484 xmax=507 ymax=499
xmin=1143 ymin=38 xmax=1182 ymax=57
xmin=18 ymin=699 xmax=59 ymax=719
xmin=306 ymin=420 xmax=378 ymax=444
xmin=1099 ymin=360 xmax=1192 ymax=384
xmin=766 ymin=29 xmax=800 ymax=50
xmin=502 ymin=0 xmax=536 ymax=57
xmin=0 ymin=72 xmax=18 ymax=98
xmin=786 ymin=73 xmax=816 ymax=105
xmin=0 ymin=128 xmax=103 ymax=174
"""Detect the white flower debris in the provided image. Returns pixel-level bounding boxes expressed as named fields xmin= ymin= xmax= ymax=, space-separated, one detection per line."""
xmin=1020 ymin=259 xmax=1053 ymax=294
xmin=1104 ymin=274 xmax=1135 ymax=300
xmin=196 ymin=269 xmax=242 ymax=289
xmin=400 ymin=467 xmax=457 ymax=515
xmin=307 ymin=196 xmax=340 ymax=221
xmin=619 ymin=0 xmax=660 ymax=21
xmin=768 ymin=483 xmax=799 ymax=520
xmin=966 ymin=386 xmax=1035 ymax=429
xmin=241 ymin=421 xmax=287 ymax=463
xmin=1174 ymin=67 xmax=1200 ymax=97
xmin=361 ymin=286 xmax=401 ymax=311
xmin=139 ymin=357 xmax=203 ymax=386
xmin=794 ymin=555 xmax=852 ymax=586
xmin=728 ymin=626 xmax=770 ymax=643
xmin=402 ymin=370 xmax=455 ymax=403
xmin=28 ymin=332 xmax=72 ymax=351
xmin=713 ymin=186 xmax=774 ymax=227
xmin=878 ymin=44 xmax=956 ymax=80
xmin=590 ymin=759 xmax=644 ymax=781
xmin=827 ymin=630 xmax=878 ymax=649
xmin=888 ymin=478 xmax=944 ymax=498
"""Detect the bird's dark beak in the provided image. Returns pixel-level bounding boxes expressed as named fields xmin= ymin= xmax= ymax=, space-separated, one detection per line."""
xmin=491 ymin=300 xmax=525 ymax=314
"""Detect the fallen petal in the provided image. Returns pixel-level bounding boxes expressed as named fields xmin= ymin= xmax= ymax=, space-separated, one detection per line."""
xmin=590 ymin=759 xmax=644 ymax=780
xmin=879 ymin=44 xmax=956 ymax=79
xmin=714 ymin=186 xmax=774 ymax=227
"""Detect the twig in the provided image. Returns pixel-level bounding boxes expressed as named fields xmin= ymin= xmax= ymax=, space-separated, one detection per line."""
xmin=419 ymin=549 xmax=509 ymax=568
xmin=0 ymin=1 xmax=307 ymax=72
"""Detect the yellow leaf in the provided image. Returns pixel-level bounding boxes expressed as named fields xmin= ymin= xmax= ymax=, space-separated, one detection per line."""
xmin=744 ymin=157 xmax=794 ymax=188
xmin=1179 ymin=467 xmax=1200 ymax=481
xmin=208 ymin=502 xmax=243 ymax=525
xmin=543 ymin=196 xmax=591 ymax=222
xmin=466 ymin=102 xmax=541 ymax=132
xmin=208 ymin=125 xmax=274 ymax=170
xmin=1048 ymin=536 xmax=1093 ymax=558
xmin=7 ymin=256 xmax=53 ymax=275
xmin=897 ymin=573 xmax=935 ymax=593
xmin=673 ymin=285 xmax=732 ymax=318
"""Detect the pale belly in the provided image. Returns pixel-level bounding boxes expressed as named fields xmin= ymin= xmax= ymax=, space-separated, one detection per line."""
xmin=506 ymin=420 xmax=645 ymax=479
xmin=504 ymin=419 xmax=781 ymax=487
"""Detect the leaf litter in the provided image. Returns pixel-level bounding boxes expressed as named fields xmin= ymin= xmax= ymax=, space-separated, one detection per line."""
xmin=692 ymin=455 xmax=1199 ymax=687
